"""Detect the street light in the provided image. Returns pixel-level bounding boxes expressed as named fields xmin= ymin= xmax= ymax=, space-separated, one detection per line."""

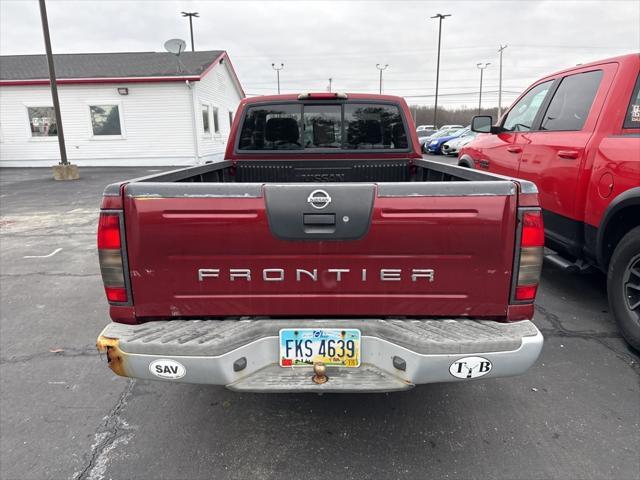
xmin=181 ymin=12 xmax=199 ymax=52
xmin=477 ymin=62 xmax=491 ymax=114
xmin=497 ymin=45 xmax=508 ymax=119
xmin=431 ymin=13 xmax=451 ymax=129
xmin=272 ymin=63 xmax=284 ymax=94
xmin=376 ymin=64 xmax=388 ymax=94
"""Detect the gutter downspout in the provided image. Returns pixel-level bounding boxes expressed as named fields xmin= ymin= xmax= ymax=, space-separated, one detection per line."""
xmin=186 ymin=80 xmax=200 ymax=163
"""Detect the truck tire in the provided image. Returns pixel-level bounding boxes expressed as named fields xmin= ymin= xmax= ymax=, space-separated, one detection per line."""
xmin=607 ymin=226 xmax=640 ymax=351
xmin=458 ymin=155 xmax=474 ymax=169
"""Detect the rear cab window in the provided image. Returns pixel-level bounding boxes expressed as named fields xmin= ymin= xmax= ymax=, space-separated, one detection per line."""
xmin=237 ymin=102 xmax=409 ymax=151
xmin=238 ymin=104 xmax=302 ymax=150
xmin=623 ymin=73 xmax=640 ymax=129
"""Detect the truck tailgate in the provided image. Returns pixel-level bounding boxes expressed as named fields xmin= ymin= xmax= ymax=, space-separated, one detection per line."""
xmin=123 ymin=182 xmax=518 ymax=319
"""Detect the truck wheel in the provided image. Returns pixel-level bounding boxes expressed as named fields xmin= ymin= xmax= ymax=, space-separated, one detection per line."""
xmin=607 ymin=226 xmax=640 ymax=351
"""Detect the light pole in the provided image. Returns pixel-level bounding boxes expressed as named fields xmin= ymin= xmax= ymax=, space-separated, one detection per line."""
xmin=38 ymin=0 xmax=69 ymax=170
xmin=272 ymin=63 xmax=284 ymax=94
xmin=376 ymin=64 xmax=388 ymax=94
xmin=328 ymin=77 xmax=332 ymax=92
xmin=497 ymin=45 xmax=507 ymax=119
xmin=181 ymin=12 xmax=199 ymax=52
xmin=477 ymin=62 xmax=491 ymax=114
xmin=431 ymin=13 xmax=451 ymax=129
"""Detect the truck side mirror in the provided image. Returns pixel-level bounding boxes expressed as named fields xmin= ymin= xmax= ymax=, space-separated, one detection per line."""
xmin=471 ymin=115 xmax=493 ymax=133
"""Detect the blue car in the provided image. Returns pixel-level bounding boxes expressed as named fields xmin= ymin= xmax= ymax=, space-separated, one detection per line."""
xmin=426 ymin=127 xmax=468 ymax=154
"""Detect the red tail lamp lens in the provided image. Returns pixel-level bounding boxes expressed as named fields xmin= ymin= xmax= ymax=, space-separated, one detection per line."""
xmin=521 ymin=211 xmax=545 ymax=247
xmin=105 ymin=286 xmax=128 ymax=303
xmin=98 ymin=214 xmax=121 ymax=249
xmin=515 ymin=284 xmax=538 ymax=301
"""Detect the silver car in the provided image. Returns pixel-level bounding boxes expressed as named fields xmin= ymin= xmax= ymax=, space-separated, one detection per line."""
xmin=442 ymin=128 xmax=477 ymax=156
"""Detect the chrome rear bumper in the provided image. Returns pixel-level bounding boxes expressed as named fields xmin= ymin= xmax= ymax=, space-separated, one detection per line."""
xmin=97 ymin=319 xmax=543 ymax=392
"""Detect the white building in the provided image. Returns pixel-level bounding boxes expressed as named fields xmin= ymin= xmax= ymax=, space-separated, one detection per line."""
xmin=0 ymin=51 xmax=245 ymax=167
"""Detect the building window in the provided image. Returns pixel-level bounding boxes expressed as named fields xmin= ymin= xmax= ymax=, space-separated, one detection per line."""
xmin=202 ymin=104 xmax=211 ymax=134
xmin=228 ymin=111 xmax=234 ymax=128
xmin=90 ymin=105 xmax=122 ymax=136
xmin=28 ymin=106 xmax=57 ymax=137
xmin=213 ymin=107 xmax=220 ymax=133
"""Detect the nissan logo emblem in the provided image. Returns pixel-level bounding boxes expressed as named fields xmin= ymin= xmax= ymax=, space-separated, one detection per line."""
xmin=307 ymin=189 xmax=331 ymax=209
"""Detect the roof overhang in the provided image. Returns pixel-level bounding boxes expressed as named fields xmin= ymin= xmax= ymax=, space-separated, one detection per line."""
xmin=0 ymin=75 xmax=201 ymax=86
xmin=0 ymin=51 xmax=245 ymax=97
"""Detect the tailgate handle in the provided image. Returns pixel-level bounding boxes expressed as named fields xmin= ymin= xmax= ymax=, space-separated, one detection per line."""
xmin=303 ymin=213 xmax=336 ymax=225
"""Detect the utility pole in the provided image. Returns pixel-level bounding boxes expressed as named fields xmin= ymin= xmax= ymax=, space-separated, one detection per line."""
xmin=328 ymin=77 xmax=332 ymax=92
xmin=477 ymin=62 xmax=491 ymax=115
xmin=376 ymin=64 xmax=388 ymax=94
xmin=181 ymin=12 xmax=199 ymax=52
xmin=497 ymin=45 xmax=507 ymax=119
xmin=272 ymin=63 xmax=284 ymax=94
xmin=431 ymin=13 xmax=451 ymax=129
xmin=38 ymin=0 xmax=77 ymax=180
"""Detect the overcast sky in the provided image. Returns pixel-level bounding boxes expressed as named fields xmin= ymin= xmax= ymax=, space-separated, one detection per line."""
xmin=1 ymin=0 xmax=638 ymax=108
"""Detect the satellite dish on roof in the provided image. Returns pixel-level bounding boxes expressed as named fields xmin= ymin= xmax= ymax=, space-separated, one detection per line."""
xmin=164 ymin=38 xmax=187 ymax=55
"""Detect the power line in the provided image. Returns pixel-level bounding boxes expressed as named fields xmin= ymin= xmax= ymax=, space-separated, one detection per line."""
xmin=231 ymin=43 xmax=624 ymax=60
xmin=404 ymin=90 xmax=520 ymax=98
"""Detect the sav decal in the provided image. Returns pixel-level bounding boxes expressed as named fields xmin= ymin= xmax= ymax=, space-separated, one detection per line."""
xmin=449 ymin=356 xmax=492 ymax=379
xmin=149 ymin=359 xmax=186 ymax=379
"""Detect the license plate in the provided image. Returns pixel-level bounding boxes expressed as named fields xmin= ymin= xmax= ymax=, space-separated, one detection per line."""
xmin=279 ymin=328 xmax=361 ymax=368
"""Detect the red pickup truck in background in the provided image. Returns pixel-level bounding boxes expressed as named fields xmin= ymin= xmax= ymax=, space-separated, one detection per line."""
xmin=459 ymin=53 xmax=640 ymax=349
xmin=96 ymin=93 xmax=545 ymax=392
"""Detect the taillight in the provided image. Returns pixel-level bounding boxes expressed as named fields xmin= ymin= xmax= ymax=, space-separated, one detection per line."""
xmin=514 ymin=209 xmax=544 ymax=302
xmin=98 ymin=214 xmax=121 ymax=249
xmin=98 ymin=212 xmax=128 ymax=304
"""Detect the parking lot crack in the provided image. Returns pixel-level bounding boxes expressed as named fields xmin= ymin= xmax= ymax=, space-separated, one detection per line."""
xmin=0 ymin=272 xmax=100 ymax=278
xmin=535 ymin=304 xmax=617 ymax=338
xmin=535 ymin=304 xmax=639 ymax=374
xmin=74 ymin=379 xmax=137 ymax=480
xmin=0 ymin=346 xmax=99 ymax=365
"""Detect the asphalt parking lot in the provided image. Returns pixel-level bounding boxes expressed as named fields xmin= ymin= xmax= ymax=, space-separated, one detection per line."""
xmin=1 ymin=166 xmax=638 ymax=480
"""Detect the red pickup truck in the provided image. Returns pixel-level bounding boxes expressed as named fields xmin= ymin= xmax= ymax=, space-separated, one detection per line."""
xmin=96 ymin=93 xmax=544 ymax=392
xmin=459 ymin=54 xmax=640 ymax=350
